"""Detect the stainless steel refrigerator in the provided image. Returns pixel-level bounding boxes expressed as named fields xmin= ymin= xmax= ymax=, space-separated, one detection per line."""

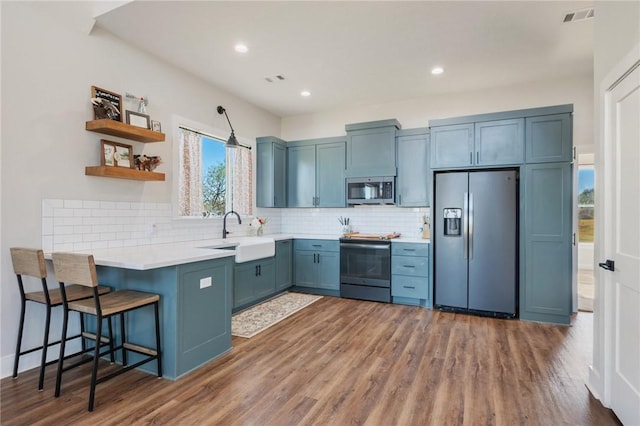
xmin=434 ymin=170 xmax=517 ymax=317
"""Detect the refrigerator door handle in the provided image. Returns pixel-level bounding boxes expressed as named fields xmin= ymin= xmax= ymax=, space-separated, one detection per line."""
xmin=463 ymin=192 xmax=469 ymax=260
xmin=468 ymin=193 xmax=474 ymax=260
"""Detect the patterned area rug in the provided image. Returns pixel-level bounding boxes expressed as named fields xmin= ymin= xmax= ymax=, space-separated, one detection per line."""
xmin=232 ymin=292 xmax=323 ymax=338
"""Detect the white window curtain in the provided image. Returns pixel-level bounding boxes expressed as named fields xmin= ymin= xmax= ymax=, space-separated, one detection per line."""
xmin=178 ymin=128 xmax=203 ymax=216
xmin=230 ymin=147 xmax=253 ymax=216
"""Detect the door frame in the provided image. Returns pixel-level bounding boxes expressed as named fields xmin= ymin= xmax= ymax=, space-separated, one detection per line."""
xmin=588 ymin=41 xmax=640 ymax=408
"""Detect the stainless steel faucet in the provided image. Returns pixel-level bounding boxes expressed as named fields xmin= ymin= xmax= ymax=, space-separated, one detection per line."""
xmin=222 ymin=210 xmax=242 ymax=239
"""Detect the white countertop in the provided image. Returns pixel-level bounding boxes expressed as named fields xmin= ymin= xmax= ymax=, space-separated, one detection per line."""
xmin=45 ymin=233 xmax=429 ymax=271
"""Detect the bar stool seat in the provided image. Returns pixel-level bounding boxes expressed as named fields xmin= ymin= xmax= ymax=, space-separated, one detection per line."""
xmin=10 ymin=248 xmax=111 ymax=391
xmin=52 ymin=252 xmax=162 ymax=412
xmin=69 ymin=290 xmax=160 ymax=316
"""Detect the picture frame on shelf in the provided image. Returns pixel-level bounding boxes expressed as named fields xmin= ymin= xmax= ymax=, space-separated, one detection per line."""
xmin=101 ymin=139 xmax=133 ymax=168
xmin=125 ymin=110 xmax=151 ymax=129
xmin=151 ymin=120 xmax=162 ymax=132
xmin=91 ymin=86 xmax=122 ymax=122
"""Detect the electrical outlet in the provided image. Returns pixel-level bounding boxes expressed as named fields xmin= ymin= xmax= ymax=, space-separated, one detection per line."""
xmin=200 ymin=277 xmax=212 ymax=289
xmin=146 ymin=223 xmax=157 ymax=236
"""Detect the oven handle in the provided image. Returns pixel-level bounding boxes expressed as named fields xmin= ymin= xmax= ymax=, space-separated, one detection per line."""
xmin=340 ymin=243 xmax=391 ymax=250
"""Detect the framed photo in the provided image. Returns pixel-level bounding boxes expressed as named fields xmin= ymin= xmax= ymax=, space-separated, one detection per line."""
xmin=101 ymin=140 xmax=133 ymax=168
xmin=91 ymin=86 xmax=122 ymax=122
xmin=150 ymin=120 xmax=162 ymax=132
xmin=126 ymin=110 xmax=150 ymax=129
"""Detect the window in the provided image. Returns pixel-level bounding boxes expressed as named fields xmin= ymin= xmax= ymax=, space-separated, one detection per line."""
xmin=577 ymin=165 xmax=594 ymax=242
xmin=177 ymin=126 xmax=252 ymax=218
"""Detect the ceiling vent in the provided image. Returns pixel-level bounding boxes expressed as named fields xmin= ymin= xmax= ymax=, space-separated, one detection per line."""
xmin=264 ymin=75 xmax=285 ymax=83
xmin=563 ymin=8 xmax=594 ymax=23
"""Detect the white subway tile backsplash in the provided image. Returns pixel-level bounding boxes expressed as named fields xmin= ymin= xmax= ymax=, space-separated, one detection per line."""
xmin=42 ymin=198 xmax=430 ymax=252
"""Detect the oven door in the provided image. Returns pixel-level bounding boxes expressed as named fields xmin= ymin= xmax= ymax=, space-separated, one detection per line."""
xmin=340 ymin=241 xmax=391 ymax=287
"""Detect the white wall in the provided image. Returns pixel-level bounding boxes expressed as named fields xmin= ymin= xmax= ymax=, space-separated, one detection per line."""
xmin=0 ymin=2 xmax=280 ymax=377
xmin=281 ymin=75 xmax=593 ymax=145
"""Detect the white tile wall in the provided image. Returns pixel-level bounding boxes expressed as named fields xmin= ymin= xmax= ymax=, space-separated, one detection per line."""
xmin=279 ymin=206 xmax=430 ymax=238
xmin=42 ymin=199 xmax=263 ymax=252
xmin=42 ymin=199 xmax=429 ymax=251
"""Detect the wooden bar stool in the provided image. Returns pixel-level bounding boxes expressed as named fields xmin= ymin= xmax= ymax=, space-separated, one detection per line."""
xmin=10 ymin=248 xmax=111 ymax=391
xmin=52 ymin=252 xmax=163 ymax=412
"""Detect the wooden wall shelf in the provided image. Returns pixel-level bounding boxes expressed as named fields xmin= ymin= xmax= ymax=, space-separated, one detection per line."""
xmin=86 ymin=119 xmax=165 ymax=143
xmin=85 ymin=166 xmax=165 ymax=181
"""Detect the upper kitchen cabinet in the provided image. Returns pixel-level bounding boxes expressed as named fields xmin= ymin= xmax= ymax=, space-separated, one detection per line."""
xmin=287 ymin=137 xmax=346 ymax=208
xmin=345 ymin=119 xmax=400 ymax=177
xmin=256 ymin=136 xmax=287 ymax=208
xmin=430 ymin=119 xmax=524 ymax=169
xmin=525 ymin=113 xmax=573 ymax=163
xmin=475 ymin=118 xmax=524 ymax=165
xmin=430 ymin=123 xmax=474 ymax=168
xmin=396 ymin=128 xmax=430 ymax=207
xmin=429 ymin=105 xmax=572 ymax=170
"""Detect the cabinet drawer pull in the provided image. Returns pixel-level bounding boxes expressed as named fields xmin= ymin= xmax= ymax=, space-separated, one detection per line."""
xmin=403 ymin=285 xmax=416 ymax=289
xmin=312 ymin=244 xmax=322 ymax=247
xmin=403 ymin=265 xmax=415 ymax=268
xmin=403 ymin=249 xmax=415 ymax=252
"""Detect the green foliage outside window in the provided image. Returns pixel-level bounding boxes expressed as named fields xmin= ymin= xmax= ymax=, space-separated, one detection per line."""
xmin=203 ymin=162 xmax=226 ymax=216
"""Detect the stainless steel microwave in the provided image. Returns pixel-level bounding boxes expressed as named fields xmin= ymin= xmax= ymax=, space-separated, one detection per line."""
xmin=346 ymin=177 xmax=395 ymax=205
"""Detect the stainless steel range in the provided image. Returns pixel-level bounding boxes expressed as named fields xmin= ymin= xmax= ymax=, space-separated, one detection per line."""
xmin=339 ymin=237 xmax=392 ymax=303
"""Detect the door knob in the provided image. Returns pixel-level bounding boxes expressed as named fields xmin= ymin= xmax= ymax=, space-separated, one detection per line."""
xmin=598 ymin=259 xmax=615 ymax=271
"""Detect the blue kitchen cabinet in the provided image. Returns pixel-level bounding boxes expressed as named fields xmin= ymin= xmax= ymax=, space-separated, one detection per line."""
xmin=345 ymin=119 xmax=400 ymax=177
xmin=521 ymin=162 xmax=573 ymax=324
xmin=96 ymin=256 xmax=233 ymax=380
xmin=233 ymin=258 xmax=276 ymax=311
xmin=431 ymin=119 xmax=524 ymax=169
xmin=391 ymin=242 xmax=430 ymax=306
xmin=475 ymin=118 xmax=524 ymax=166
xmin=525 ymin=114 xmax=573 ymax=163
xmin=256 ymin=136 xmax=287 ymax=208
xmin=430 ymin=123 xmax=474 ymax=168
xmin=316 ymin=142 xmax=347 ymax=207
xmin=293 ymin=239 xmax=340 ymax=291
xmin=287 ymin=144 xmax=316 ymax=207
xmin=287 ymin=138 xmax=345 ymax=208
xmin=275 ymin=239 xmax=292 ymax=291
xmin=396 ymin=128 xmax=430 ymax=206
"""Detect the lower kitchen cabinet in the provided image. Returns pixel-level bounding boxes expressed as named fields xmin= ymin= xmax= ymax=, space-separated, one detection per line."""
xmin=521 ymin=162 xmax=573 ymax=324
xmin=293 ymin=239 xmax=339 ymax=291
xmin=233 ymin=258 xmax=275 ymax=310
xmin=391 ymin=242 xmax=430 ymax=306
xmin=96 ymin=256 xmax=233 ymax=380
xmin=275 ymin=239 xmax=292 ymax=291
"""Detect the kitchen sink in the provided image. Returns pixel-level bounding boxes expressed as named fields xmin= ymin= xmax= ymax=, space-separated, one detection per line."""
xmin=200 ymin=237 xmax=275 ymax=263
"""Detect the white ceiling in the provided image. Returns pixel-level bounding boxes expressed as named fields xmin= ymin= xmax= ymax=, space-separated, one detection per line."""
xmin=94 ymin=1 xmax=594 ymax=118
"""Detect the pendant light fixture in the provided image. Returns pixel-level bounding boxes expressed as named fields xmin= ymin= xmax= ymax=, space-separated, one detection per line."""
xmin=217 ymin=105 xmax=239 ymax=148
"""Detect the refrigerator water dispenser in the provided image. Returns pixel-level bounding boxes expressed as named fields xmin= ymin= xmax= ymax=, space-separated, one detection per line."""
xmin=443 ymin=208 xmax=462 ymax=236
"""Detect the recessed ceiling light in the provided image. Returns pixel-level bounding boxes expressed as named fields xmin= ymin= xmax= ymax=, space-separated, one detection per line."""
xmin=431 ymin=67 xmax=444 ymax=75
xmin=234 ymin=43 xmax=248 ymax=53
xmin=301 ymin=90 xmax=311 ymax=97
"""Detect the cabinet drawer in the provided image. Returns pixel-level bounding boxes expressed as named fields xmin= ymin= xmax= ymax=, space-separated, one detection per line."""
xmin=392 ymin=275 xmax=428 ymax=299
xmin=392 ymin=243 xmax=429 ymax=257
xmin=392 ymin=255 xmax=428 ymax=276
xmin=294 ymin=239 xmax=339 ymax=252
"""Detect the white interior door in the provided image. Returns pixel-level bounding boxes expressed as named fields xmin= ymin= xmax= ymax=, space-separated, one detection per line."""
xmin=603 ymin=62 xmax=640 ymax=425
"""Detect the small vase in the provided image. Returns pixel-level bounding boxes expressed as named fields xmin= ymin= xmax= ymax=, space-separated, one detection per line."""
xmin=257 ymin=226 xmax=264 ymax=236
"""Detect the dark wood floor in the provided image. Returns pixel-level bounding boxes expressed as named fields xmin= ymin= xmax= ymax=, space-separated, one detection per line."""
xmin=1 ymin=296 xmax=619 ymax=425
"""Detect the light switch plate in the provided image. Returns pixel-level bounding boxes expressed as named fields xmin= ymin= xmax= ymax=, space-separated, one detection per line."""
xmin=200 ymin=277 xmax=212 ymax=289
